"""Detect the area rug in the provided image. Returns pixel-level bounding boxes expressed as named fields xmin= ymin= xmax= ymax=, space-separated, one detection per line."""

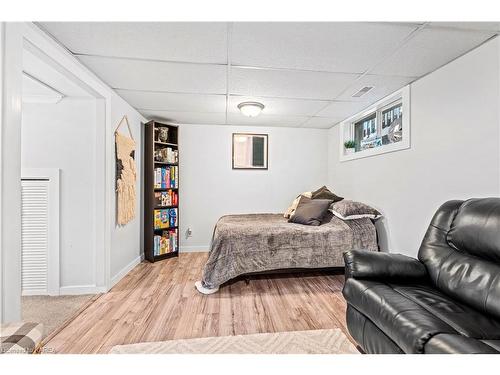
xmin=109 ymin=328 xmax=359 ymax=354
xmin=22 ymin=294 xmax=95 ymax=338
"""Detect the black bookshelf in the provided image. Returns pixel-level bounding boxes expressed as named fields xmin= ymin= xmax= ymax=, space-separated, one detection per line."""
xmin=144 ymin=120 xmax=180 ymax=262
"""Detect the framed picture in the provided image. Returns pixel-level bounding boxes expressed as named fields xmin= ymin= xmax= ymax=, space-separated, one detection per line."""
xmin=232 ymin=133 xmax=268 ymax=170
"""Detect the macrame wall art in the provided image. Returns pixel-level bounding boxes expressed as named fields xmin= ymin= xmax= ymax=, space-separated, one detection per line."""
xmin=115 ymin=115 xmax=137 ymax=226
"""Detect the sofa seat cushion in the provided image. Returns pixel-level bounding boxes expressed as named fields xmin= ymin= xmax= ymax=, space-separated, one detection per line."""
xmin=347 ymin=305 xmax=404 ymax=354
xmin=343 ymin=278 xmax=457 ymax=353
xmin=392 ymin=284 xmax=500 ymax=339
xmin=481 ymin=340 xmax=500 ymax=352
xmin=424 ymin=334 xmax=500 ymax=354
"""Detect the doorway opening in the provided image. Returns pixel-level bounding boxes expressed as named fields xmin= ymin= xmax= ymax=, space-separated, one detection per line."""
xmin=19 ymin=40 xmax=104 ymax=339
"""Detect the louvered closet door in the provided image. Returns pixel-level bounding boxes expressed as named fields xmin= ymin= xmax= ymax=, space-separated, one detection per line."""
xmin=21 ymin=179 xmax=49 ymax=295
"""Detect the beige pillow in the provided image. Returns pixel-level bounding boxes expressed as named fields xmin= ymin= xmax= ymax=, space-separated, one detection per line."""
xmin=284 ymin=191 xmax=312 ymax=218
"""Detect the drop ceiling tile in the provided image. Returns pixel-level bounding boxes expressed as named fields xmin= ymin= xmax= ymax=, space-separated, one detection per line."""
xmin=78 ymin=55 xmax=227 ymax=94
xmin=429 ymin=22 xmax=500 ymax=32
xmin=140 ymin=110 xmax=226 ymax=125
xmin=231 ymin=22 xmax=420 ymax=73
xmin=301 ymin=117 xmax=342 ymax=129
xmin=116 ymin=90 xmax=226 ymax=112
xmin=335 ymin=74 xmax=415 ymax=102
xmin=316 ymin=100 xmax=374 ymax=119
xmin=370 ymin=27 xmax=494 ymax=77
xmin=40 ymin=22 xmax=228 ymax=64
xmin=230 ymin=67 xmax=359 ymax=100
xmin=226 ymin=113 xmax=308 ymax=127
xmin=228 ymin=95 xmax=328 ymax=116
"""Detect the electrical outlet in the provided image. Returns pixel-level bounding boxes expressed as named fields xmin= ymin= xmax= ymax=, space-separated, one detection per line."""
xmin=186 ymin=228 xmax=192 ymax=238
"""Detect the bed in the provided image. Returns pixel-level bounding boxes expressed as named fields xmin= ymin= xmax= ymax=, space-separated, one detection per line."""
xmin=198 ymin=211 xmax=378 ymax=292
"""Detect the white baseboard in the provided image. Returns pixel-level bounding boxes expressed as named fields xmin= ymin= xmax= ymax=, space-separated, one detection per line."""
xmin=179 ymin=245 xmax=209 ymax=253
xmin=109 ymin=255 xmax=142 ymax=288
xmin=59 ymin=285 xmax=107 ymax=295
xmin=22 ymin=290 xmax=53 ymax=297
xmin=58 ymin=255 xmax=143 ymax=295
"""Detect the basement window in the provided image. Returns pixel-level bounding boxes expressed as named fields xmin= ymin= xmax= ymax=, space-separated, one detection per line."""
xmin=339 ymin=86 xmax=410 ymax=162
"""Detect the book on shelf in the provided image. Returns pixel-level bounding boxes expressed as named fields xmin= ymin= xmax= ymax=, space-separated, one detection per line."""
xmin=154 ymin=166 xmax=178 ymax=189
xmin=154 ymin=189 xmax=178 ymax=207
xmin=153 ymin=228 xmax=178 ymax=256
xmin=154 ymin=208 xmax=178 ymax=229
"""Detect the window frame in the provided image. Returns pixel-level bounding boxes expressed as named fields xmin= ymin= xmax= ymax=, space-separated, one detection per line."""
xmin=339 ymin=85 xmax=410 ymax=162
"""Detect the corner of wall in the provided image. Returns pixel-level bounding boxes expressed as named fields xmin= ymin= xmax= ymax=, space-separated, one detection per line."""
xmin=326 ymin=124 xmax=339 ymax=188
xmin=497 ymin=37 xmax=500 ymax=197
xmin=109 ymin=255 xmax=142 ymax=289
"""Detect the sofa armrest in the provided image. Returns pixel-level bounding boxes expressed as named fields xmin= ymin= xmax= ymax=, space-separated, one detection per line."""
xmin=343 ymin=250 xmax=428 ymax=281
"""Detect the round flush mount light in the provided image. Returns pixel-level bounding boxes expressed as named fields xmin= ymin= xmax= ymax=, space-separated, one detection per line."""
xmin=238 ymin=101 xmax=265 ymax=117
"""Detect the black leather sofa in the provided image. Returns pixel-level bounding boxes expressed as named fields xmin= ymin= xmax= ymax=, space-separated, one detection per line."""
xmin=342 ymin=198 xmax=500 ymax=354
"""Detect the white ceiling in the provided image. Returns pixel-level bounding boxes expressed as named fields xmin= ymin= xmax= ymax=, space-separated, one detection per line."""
xmin=39 ymin=22 xmax=499 ymax=128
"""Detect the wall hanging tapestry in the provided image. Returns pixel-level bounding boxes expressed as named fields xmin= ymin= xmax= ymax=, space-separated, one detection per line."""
xmin=115 ymin=115 xmax=137 ymax=226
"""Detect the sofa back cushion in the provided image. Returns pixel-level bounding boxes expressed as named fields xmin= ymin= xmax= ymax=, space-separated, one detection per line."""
xmin=447 ymin=199 xmax=500 ymax=263
xmin=418 ymin=198 xmax=500 ymax=320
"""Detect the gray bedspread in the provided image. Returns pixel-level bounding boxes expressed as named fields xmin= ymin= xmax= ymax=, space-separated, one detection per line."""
xmin=201 ymin=212 xmax=378 ymax=289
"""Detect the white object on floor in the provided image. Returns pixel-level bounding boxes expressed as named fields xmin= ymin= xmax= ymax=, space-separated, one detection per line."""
xmin=194 ymin=280 xmax=219 ymax=295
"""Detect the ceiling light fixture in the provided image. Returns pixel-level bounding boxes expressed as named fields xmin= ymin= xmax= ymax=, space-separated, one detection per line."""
xmin=238 ymin=101 xmax=265 ymax=117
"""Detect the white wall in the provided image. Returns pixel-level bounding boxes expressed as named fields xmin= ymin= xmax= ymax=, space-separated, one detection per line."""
xmin=1 ymin=22 xmax=23 ymax=322
xmin=328 ymin=38 xmax=500 ymax=257
xmin=109 ymin=95 xmax=145 ymax=284
xmin=179 ymin=124 xmax=329 ymax=251
xmin=1 ymin=24 xmax=147 ymax=320
xmin=20 ymin=68 xmax=147 ymax=293
xmin=22 ymin=99 xmax=97 ymax=288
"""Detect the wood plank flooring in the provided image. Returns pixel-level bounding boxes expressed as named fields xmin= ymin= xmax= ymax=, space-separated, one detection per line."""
xmin=43 ymin=252 xmax=353 ymax=353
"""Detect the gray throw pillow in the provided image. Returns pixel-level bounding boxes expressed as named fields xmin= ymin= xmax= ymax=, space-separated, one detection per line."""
xmin=311 ymin=185 xmax=344 ymax=203
xmin=329 ymin=200 xmax=381 ymax=220
xmin=288 ymin=196 xmax=333 ymax=226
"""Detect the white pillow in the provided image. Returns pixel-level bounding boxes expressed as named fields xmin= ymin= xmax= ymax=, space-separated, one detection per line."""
xmin=283 ymin=191 xmax=312 ymax=218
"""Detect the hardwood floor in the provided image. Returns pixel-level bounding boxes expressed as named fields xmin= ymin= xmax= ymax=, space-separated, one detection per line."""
xmin=43 ymin=253 xmax=353 ymax=353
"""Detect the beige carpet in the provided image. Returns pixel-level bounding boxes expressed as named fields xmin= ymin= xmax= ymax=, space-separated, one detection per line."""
xmin=110 ymin=328 xmax=359 ymax=354
xmin=22 ymin=294 xmax=94 ymax=338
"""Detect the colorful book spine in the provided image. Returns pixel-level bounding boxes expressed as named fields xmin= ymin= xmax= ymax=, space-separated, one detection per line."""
xmin=154 ymin=168 xmax=160 ymax=188
xmin=169 ymin=208 xmax=177 ymax=227
xmin=154 ymin=208 xmax=178 ymax=229
xmin=154 ymin=166 xmax=179 ymax=190
xmin=159 ymin=235 xmax=168 ymax=255
xmin=153 ymin=235 xmax=161 ymax=256
xmin=170 ymin=229 xmax=178 ymax=252
xmin=154 ymin=229 xmax=178 ymax=256
xmin=153 ymin=191 xmax=179 ymax=209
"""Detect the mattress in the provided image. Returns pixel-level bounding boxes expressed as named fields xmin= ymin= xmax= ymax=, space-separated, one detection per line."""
xmin=201 ymin=212 xmax=378 ymax=289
